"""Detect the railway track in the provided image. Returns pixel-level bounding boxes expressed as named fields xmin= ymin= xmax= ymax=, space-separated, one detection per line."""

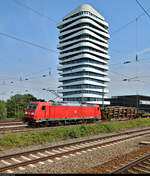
xmin=0 ymin=125 xmax=69 ymax=134
xmin=1 ymin=128 xmax=150 ymax=173
xmin=0 ymin=122 xmax=27 ymax=134
xmin=0 ymin=120 xmax=24 ymax=126
xmin=110 ymin=152 xmax=150 ymax=174
xmin=0 ymin=122 xmax=97 ymax=134
xmin=0 ymin=119 xmax=94 ymax=134
xmin=0 ymin=126 xmax=27 ymax=134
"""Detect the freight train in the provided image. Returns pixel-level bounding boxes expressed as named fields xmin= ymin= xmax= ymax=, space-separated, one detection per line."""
xmin=24 ymin=101 xmax=141 ymax=127
xmin=23 ymin=101 xmax=101 ymax=127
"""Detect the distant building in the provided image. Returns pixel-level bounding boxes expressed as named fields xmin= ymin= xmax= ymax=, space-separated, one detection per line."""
xmin=109 ymin=95 xmax=150 ymax=112
xmin=57 ymin=4 xmax=110 ymax=105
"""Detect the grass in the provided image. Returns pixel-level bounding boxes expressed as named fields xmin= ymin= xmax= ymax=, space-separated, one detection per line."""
xmin=143 ymin=113 xmax=150 ymax=115
xmin=0 ymin=118 xmax=17 ymax=121
xmin=0 ymin=117 xmax=150 ymax=151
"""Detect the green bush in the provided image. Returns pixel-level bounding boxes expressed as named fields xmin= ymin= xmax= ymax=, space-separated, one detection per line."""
xmin=0 ymin=100 xmax=7 ymax=120
xmin=16 ymin=110 xmax=24 ymax=120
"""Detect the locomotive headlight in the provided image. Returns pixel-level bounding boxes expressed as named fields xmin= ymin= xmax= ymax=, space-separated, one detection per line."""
xmin=25 ymin=112 xmax=28 ymax=114
xmin=31 ymin=112 xmax=34 ymax=115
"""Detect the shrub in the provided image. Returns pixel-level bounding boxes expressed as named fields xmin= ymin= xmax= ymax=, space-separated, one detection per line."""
xmin=0 ymin=100 xmax=7 ymax=120
xmin=1 ymin=118 xmax=150 ymax=151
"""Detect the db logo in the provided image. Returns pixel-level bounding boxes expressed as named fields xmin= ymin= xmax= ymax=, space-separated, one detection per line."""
xmin=74 ymin=110 xmax=77 ymax=113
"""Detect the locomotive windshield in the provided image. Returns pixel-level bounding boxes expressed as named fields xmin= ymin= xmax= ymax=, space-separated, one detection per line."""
xmin=27 ymin=104 xmax=37 ymax=110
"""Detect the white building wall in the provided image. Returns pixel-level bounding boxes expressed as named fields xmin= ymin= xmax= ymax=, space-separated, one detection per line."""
xmin=57 ymin=4 xmax=110 ymax=105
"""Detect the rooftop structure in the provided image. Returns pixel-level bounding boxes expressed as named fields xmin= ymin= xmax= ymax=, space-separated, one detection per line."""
xmin=109 ymin=95 xmax=150 ymax=112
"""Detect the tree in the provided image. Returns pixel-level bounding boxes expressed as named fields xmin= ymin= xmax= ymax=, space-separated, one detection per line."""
xmin=0 ymin=100 xmax=7 ymax=120
xmin=6 ymin=94 xmax=44 ymax=119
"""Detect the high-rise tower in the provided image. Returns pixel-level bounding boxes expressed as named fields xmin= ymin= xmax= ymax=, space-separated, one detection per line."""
xmin=57 ymin=4 xmax=110 ymax=105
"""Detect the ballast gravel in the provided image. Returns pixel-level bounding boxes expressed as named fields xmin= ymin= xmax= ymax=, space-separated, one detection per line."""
xmin=0 ymin=126 xmax=150 ymax=174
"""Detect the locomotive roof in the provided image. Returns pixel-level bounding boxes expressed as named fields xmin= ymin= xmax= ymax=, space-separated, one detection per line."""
xmin=50 ymin=102 xmax=97 ymax=106
xmin=29 ymin=101 xmax=98 ymax=107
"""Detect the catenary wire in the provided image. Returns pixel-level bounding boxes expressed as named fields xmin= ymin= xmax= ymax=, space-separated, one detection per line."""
xmin=0 ymin=32 xmax=58 ymax=53
xmin=12 ymin=0 xmax=57 ymax=23
xmin=111 ymin=6 xmax=150 ymax=35
xmin=136 ymin=0 xmax=150 ymax=19
xmin=1 ymin=1 xmax=150 ymax=98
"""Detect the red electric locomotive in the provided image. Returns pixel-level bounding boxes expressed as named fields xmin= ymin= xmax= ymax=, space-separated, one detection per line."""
xmin=24 ymin=101 xmax=101 ymax=127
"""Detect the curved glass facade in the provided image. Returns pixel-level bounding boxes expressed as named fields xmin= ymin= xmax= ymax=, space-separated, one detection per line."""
xmin=57 ymin=4 xmax=110 ymax=105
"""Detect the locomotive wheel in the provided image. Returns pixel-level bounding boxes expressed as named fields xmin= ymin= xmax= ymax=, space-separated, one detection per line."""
xmin=45 ymin=121 xmax=49 ymax=127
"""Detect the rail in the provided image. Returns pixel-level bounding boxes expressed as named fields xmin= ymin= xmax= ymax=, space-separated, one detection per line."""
xmin=0 ymin=127 xmax=150 ymax=173
xmin=109 ymin=153 xmax=150 ymax=174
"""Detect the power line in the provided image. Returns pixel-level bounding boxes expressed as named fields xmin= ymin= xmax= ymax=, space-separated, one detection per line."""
xmin=0 ymin=32 xmax=58 ymax=53
xmin=109 ymin=5 xmax=150 ymax=60
xmin=109 ymin=70 xmax=134 ymax=79
xmin=111 ymin=19 xmax=137 ymax=35
xmin=13 ymin=0 xmax=149 ymax=37
xmin=2 ymin=2 xmax=150 ymax=89
xmin=109 ymin=60 xmax=132 ymax=66
xmin=111 ymin=6 xmax=150 ymax=35
xmin=24 ymin=67 xmax=51 ymax=78
xmin=136 ymin=0 xmax=150 ymax=19
xmin=12 ymin=0 xmax=57 ymax=23
xmin=6 ymin=0 xmax=150 ymax=58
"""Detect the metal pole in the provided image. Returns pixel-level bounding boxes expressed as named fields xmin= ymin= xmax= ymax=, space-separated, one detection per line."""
xmin=102 ymin=87 xmax=104 ymax=108
xmin=137 ymin=95 xmax=139 ymax=109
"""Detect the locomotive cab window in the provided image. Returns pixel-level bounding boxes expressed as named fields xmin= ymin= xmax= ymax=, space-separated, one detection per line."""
xmin=27 ymin=104 xmax=37 ymax=110
xmin=42 ymin=106 xmax=46 ymax=110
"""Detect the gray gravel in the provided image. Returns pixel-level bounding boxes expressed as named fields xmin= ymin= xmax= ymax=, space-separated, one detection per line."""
xmin=14 ymin=136 xmax=143 ymax=174
xmin=0 ymin=126 xmax=149 ymax=174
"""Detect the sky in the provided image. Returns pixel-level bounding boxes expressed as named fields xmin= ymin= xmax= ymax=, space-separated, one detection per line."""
xmin=0 ymin=0 xmax=150 ymax=101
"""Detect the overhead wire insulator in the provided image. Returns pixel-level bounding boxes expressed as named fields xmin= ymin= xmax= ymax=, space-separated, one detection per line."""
xmin=136 ymin=54 xmax=138 ymax=62
xmin=123 ymin=61 xmax=131 ymax=64
xmin=122 ymin=79 xmax=128 ymax=81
